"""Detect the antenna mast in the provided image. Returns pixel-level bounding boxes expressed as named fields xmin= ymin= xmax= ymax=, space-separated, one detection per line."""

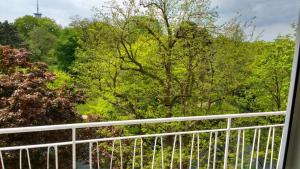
xmin=34 ymin=0 xmax=42 ymax=18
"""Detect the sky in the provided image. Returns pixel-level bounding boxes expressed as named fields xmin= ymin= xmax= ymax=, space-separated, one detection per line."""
xmin=0 ymin=0 xmax=299 ymax=41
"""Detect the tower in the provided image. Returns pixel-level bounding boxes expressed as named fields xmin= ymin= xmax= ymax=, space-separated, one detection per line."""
xmin=34 ymin=0 xmax=42 ymax=18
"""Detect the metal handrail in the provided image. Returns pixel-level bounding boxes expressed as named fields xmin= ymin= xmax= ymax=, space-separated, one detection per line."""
xmin=0 ymin=111 xmax=287 ymax=169
xmin=0 ymin=111 xmax=285 ymax=134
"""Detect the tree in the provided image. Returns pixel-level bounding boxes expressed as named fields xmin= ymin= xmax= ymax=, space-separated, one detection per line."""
xmin=14 ymin=16 xmax=61 ymax=64
xmin=0 ymin=46 xmax=84 ymax=168
xmin=56 ymin=28 xmax=79 ymax=71
xmin=28 ymin=27 xmax=58 ymax=64
xmin=246 ymin=36 xmax=294 ymax=111
xmin=15 ymin=15 xmax=61 ymax=38
xmin=73 ymin=0 xmax=218 ymax=118
xmin=71 ymin=2 xmax=253 ymax=167
xmin=0 ymin=21 xmax=22 ymax=47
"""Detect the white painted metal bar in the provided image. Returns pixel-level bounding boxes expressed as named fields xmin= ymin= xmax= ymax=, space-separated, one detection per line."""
xmin=189 ymin=134 xmax=195 ymax=169
xmin=47 ymin=146 xmax=58 ymax=169
xmin=256 ymin=128 xmax=261 ymax=169
xmin=140 ymin=138 xmax=143 ymax=169
xmin=119 ymin=140 xmax=123 ymax=169
xmin=72 ymin=128 xmax=76 ymax=169
xmin=207 ymin=132 xmax=212 ymax=169
xmin=270 ymin=127 xmax=275 ymax=169
xmin=19 ymin=149 xmax=31 ymax=169
xmin=89 ymin=142 xmax=93 ymax=169
xmin=241 ymin=130 xmax=245 ymax=169
xmin=55 ymin=146 xmax=58 ymax=169
xmin=179 ymin=135 xmax=182 ymax=169
xmin=213 ymin=132 xmax=218 ymax=169
xmin=74 ymin=124 xmax=284 ymax=145
xmin=277 ymin=129 xmax=285 ymax=169
xmin=132 ymin=139 xmax=137 ymax=169
xmin=170 ymin=135 xmax=177 ymax=169
xmin=160 ymin=136 xmax=164 ymax=169
xmin=19 ymin=149 xmax=22 ymax=169
xmin=224 ymin=118 xmax=231 ymax=169
xmin=96 ymin=142 xmax=100 ymax=169
xmin=0 ymin=112 xmax=285 ymax=135
xmin=234 ymin=130 xmax=241 ymax=169
xmin=197 ymin=134 xmax=200 ymax=169
xmin=0 ymin=112 xmax=286 ymax=169
xmin=151 ymin=137 xmax=158 ymax=169
xmin=110 ymin=140 xmax=115 ymax=169
xmin=263 ymin=127 xmax=272 ymax=169
xmin=250 ymin=129 xmax=257 ymax=169
xmin=0 ymin=124 xmax=284 ymax=152
xmin=0 ymin=151 xmax=5 ymax=169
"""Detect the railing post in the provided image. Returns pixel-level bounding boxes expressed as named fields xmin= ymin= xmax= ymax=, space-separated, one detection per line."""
xmin=72 ymin=128 xmax=76 ymax=169
xmin=224 ymin=118 xmax=231 ymax=169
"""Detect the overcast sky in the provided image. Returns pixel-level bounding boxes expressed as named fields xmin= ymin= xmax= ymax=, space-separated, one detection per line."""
xmin=0 ymin=0 xmax=299 ymax=41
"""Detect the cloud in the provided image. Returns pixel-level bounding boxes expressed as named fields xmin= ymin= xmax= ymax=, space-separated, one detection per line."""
xmin=0 ymin=0 xmax=299 ymax=40
xmin=0 ymin=0 xmax=103 ymax=27
xmin=211 ymin=0 xmax=300 ymax=40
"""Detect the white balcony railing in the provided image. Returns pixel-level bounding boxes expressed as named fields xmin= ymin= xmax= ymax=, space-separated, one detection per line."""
xmin=0 ymin=111 xmax=285 ymax=169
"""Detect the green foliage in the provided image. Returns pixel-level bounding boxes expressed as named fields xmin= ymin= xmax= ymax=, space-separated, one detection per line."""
xmin=28 ymin=27 xmax=58 ymax=63
xmin=15 ymin=15 xmax=61 ymax=38
xmin=0 ymin=20 xmax=22 ymax=47
xmin=68 ymin=2 xmax=293 ymax=167
xmin=47 ymin=69 xmax=72 ymax=89
xmin=56 ymin=28 xmax=79 ymax=70
xmin=0 ymin=1 xmax=294 ymax=168
xmin=244 ymin=36 xmax=294 ymax=111
xmin=14 ymin=15 xmax=61 ymax=65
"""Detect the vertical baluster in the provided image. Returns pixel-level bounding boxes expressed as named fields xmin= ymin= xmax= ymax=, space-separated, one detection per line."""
xmin=110 ymin=140 xmax=115 ymax=169
xmin=207 ymin=132 xmax=212 ymax=169
xmin=72 ymin=128 xmax=76 ymax=169
xmin=179 ymin=135 xmax=182 ymax=169
xmin=89 ymin=142 xmax=93 ymax=169
xmin=54 ymin=146 xmax=58 ymax=169
xmin=224 ymin=118 xmax=232 ymax=169
xmin=235 ymin=130 xmax=241 ymax=169
xmin=120 ymin=140 xmax=123 ymax=169
xmin=263 ymin=128 xmax=272 ymax=169
xmin=151 ymin=137 xmax=158 ymax=169
xmin=161 ymin=137 xmax=164 ymax=169
xmin=241 ymin=130 xmax=245 ymax=169
xmin=47 ymin=146 xmax=58 ymax=169
xmin=197 ymin=134 xmax=200 ymax=169
xmin=96 ymin=142 xmax=100 ymax=169
xmin=140 ymin=138 xmax=143 ymax=169
xmin=250 ymin=129 xmax=258 ymax=169
xmin=189 ymin=134 xmax=195 ymax=169
xmin=20 ymin=149 xmax=22 ymax=169
xmin=213 ymin=132 xmax=218 ymax=169
xmin=47 ymin=147 xmax=50 ymax=169
xmin=256 ymin=129 xmax=261 ymax=169
xmin=132 ymin=139 xmax=137 ymax=169
xmin=170 ymin=135 xmax=177 ymax=169
xmin=276 ymin=128 xmax=284 ymax=169
xmin=27 ymin=149 xmax=31 ymax=169
xmin=270 ymin=127 xmax=275 ymax=169
xmin=0 ymin=150 xmax=4 ymax=169
xmin=19 ymin=149 xmax=32 ymax=169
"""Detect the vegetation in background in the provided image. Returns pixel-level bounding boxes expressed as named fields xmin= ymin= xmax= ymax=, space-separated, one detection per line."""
xmin=0 ymin=46 xmax=87 ymax=168
xmin=0 ymin=0 xmax=295 ymax=168
xmin=14 ymin=15 xmax=61 ymax=65
xmin=0 ymin=21 xmax=22 ymax=47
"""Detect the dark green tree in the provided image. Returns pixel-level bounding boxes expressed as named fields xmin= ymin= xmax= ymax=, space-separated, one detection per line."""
xmin=14 ymin=16 xmax=61 ymax=65
xmin=56 ymin=28 xmax=79 ymax=70
xmin=15 ymin=15 xmax=61 ymax=38
xmin=0 ymin=21 xmax=22 ymax=47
